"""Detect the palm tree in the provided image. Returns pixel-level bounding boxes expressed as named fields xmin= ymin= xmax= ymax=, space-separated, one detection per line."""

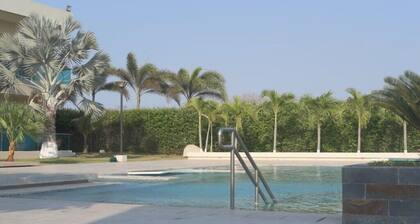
xmin=0 ymin=15 xmax=108 ymax=158
xmin=223 ymin=96 xmax=257 ymax=131
xmin=164 ymin=67 xmax=227 ymax=104
xmin=0 ymin=102 xmax=42 ymax=161
xmin=189 ymin=98 xmax=207 ymax=149
xmin=90 ymin=68 xmax=130 ymax=102
xmin=346 ymin=88 xmax=371 ymax=153
xmin=371 ymin=71 xmax=419 ymax=130
xmin=301 ymin=92 xmax=337 ymax=153
xmin=202 ymin=100 xmax=218 ymax=152
xmin=261 ymin=90 xmax=295 ymax=152
xmin=116 ymin=53 xmax=170 ymax=109
xmin=218 ymin=103 xmax=230 ymax=127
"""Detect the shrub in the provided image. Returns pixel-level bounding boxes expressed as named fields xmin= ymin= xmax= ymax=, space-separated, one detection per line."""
xmin=57 ymin=106 xmax=420 ymax=154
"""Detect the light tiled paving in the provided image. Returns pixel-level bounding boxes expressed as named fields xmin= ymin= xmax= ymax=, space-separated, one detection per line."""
xmin=0 ymin=197 xmax=341 ymax=224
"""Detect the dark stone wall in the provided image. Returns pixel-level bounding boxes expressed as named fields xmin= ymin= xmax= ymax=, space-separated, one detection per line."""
xmin=342 ymin=166 xmax=420 ymax=224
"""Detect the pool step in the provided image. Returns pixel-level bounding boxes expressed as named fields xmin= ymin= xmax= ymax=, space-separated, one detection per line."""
xmin=0 ymin=179 xmax=89 ymax=190
xmin=0 ymin=174 xmax=95 ymax=190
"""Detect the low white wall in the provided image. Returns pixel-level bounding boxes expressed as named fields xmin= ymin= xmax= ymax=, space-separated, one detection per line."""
xmin=184 ymin=152 xmax=420 ymax=161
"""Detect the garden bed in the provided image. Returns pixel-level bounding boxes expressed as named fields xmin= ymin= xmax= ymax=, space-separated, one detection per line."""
xmin=369 ymin=159 xmax=420 ymax=167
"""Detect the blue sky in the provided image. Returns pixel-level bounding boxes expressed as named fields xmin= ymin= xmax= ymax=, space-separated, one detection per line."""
xmin=38 ymin=0 xmax=420 ymax=109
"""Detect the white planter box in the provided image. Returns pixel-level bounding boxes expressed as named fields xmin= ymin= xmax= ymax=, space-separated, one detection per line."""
xmin=115 ymin=155 xmax=127 ymax=162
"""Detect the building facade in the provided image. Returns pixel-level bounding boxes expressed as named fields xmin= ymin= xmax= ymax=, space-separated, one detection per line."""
xmin=0 ymin=0 xmax=71 ymax=33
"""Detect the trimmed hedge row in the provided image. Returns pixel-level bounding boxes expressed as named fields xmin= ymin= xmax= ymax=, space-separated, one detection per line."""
xmin=57 ymin=107 xmax=420 ymax=154
xmin=57 ymin=108 xmax=198 ymax=154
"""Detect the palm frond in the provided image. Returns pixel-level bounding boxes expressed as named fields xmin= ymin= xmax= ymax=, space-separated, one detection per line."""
xmin=98 ymin=81 xmax=130 ymax=100
xmin=371 ymin=71 xmax=419 ymax=130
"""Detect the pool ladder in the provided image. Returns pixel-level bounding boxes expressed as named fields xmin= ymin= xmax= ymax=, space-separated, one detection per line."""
xmin=218 ymin=128 xmax=278 ymax=209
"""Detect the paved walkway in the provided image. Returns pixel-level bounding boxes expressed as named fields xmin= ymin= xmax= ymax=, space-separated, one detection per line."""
xmin=0 ymin=197 xmax=341 ymax=224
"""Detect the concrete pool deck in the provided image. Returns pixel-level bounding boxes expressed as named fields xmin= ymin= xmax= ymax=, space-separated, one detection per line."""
xmin=0 ymin=197 xmax=341 ymax=224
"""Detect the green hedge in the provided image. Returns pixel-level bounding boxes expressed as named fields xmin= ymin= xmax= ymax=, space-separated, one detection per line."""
xmin=57 ymin=107 xmax=420 ymax=154
xmin=57 ymin=108 xmax=199 ymax=154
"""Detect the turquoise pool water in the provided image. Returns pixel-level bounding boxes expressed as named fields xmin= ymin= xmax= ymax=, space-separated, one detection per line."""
xmin=18 ymin=166 xmax=342 ymax=213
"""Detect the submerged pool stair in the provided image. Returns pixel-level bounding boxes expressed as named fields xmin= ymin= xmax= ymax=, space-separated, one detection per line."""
xmin=218 ymin=128 xmax=278 ymax=209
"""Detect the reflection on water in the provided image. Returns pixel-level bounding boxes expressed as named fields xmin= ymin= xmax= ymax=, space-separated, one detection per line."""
xmin=18 ymin=166 xmax=342 ymax=214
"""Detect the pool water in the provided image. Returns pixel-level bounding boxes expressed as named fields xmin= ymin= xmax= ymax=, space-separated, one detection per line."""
xmin=17 ymin=166 xmax=342 ymax=213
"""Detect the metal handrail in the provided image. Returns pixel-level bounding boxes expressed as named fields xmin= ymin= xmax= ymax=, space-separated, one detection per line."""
xmin=218 ymin=128 xmax=277 ymax=209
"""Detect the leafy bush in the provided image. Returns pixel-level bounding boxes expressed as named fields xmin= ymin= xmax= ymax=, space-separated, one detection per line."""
xmin=57 ymin=105 xmax=420 ymax=154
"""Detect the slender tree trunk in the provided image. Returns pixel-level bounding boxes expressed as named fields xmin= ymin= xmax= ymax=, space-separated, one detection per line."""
xmin=234 ymin=120 xmax=240 ymax=148
xmin=317 ymin=122 xmax=321 ymax=153
xmin=204 ymin=121 xmax=211 ymax=152
xmin=83 ymin=135 xmax=88 ymax=153
xmin=403 ymin=120 xmax=408 ymax=153
xmin=198 ymin=113 xmax=202 ymax=149
xmin=210 ymin=124 xmax=213 ymax=152
xmin=273 ymin=112 xmax=278 ymax=153
xmin=136 ymin=90 xmax=141 ymax=109
xmin=6 ymin=140 xmax=16 ymax=161
xmin=357 ymin=118 xmax=362 ymax=153
xmin=91 ymin=91 xmax=96 ymax=151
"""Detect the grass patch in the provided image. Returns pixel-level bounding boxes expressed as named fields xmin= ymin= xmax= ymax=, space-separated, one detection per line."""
xmin=369 ymin=159 xmax=420 ymax=167
xmin=14 ymin=153 xmax=183 ymax=164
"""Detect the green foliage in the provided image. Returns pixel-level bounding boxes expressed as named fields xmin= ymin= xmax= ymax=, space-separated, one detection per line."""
xmin=0 ymin=15 xmax=108 ymax=120
xmin=90 ymin=108 xmax=198 ymax=154
xmin=57 ymin=99 xmax=420 ymax=154
xmin=163 ymin=67 xmax=227 ymax=104
xmin=300 ymin=91 xmax=339 ymax=128
xmin=116 ymin=53 xmax=172 ymax=108
xmin=346 ymin=88 xmax=371 ymax=128
xmin=109 ymin=156 xmax=117 ymax=162
xmin=0 ymin=102 xmax=43 ymax=148
xmin=372 ymin=71 xmax=420 ymax=130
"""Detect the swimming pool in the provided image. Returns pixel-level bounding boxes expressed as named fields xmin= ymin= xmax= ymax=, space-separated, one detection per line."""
xmin=17 ymin=166 xmax=342 ymax=213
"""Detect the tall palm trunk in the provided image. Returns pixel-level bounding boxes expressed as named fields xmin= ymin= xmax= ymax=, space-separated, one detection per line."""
xmin=273 ymin=112 xmax=278 ymax=153
xmin=6 ymin=140 xmax=16 ymax=161
xmin=91 ymin=92 xmax=96 ymax=152
xmin=40 ymin=107 xmax=58 ymax=159
xmin=357 ymin=117 xmax=362 ymax=153
xmin=317 ymin=122 xmax=321 ymax=153
xmin=210 ymin=125 xmax=213 ymax=152
xmin=198 ymin=112 xmax=202 ymax=149
xmin=403 ymin=120 xmax=408 ymax=153
xmin=234 ymin=119 xmax=240 ymax=148
xmin=45 ymin=111 xmax=57 ymax=145
xmin=204 ymin=121 xmax=211 ymax=152
xmin=136 ymin=90 xmax=141 ymax=109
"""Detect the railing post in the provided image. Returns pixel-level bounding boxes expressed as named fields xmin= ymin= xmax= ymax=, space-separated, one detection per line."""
xmin=255 ymin=169 xmax=259 ymax=208
xmin=230 ymin=144 xmax=235 ymax=209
